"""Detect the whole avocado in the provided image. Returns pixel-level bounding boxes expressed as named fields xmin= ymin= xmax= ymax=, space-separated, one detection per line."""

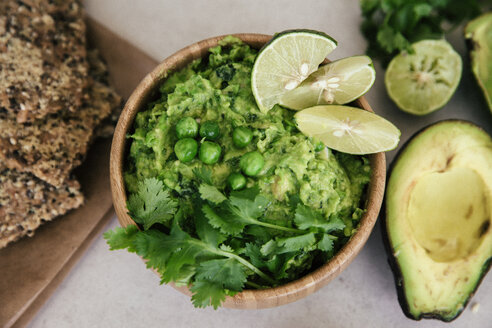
xmin=384 ymin=120 xmax=492 ymax=322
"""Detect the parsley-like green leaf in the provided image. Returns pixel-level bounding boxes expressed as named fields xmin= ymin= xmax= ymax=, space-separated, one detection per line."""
xmin=199 ymin=184 xmax=227 ymax=204
xmin=294 ymin=204 xmax=346 ymax=232
xmin=193 ymin=166 xmax=213 ymax=185
xmin=190 ymin=280 xmax=226 ymax=309
xmin=360 ymin=0 xmax=482 ymax=64
xmin=276 ymin=233 xmax=316 ymax=254
xmin=127 ymin=178 xmax=177 ymax=230
xmin=228 ymin=193 xmax=269 ymax=220
xmin=260 ymin=239 xmax=278 ymax=257
xmin=104 ymin=225 xmax=139 ymax=252
xmin=195 ymin=258 xmax=247 ymax=291
xmin=195 ymin=206 xmax=226 ymax=247
xmin=201 ymin=187 xmax=296 ymax=236
xmin=318 ymin=234 xmax=335 ymax=252
xmin=202 ymin=204 xmax=246 ymax=235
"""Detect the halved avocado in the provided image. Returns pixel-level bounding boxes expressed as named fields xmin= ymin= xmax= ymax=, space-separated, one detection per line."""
xmin=384 ymin=120 xmax=492 ymax=322
xmin=465 ymin=12 xmax=492 ymax=113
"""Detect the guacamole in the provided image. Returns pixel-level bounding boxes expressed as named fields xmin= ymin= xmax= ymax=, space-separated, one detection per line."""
xmin=123 ymin=37 xmax=370 ymax=288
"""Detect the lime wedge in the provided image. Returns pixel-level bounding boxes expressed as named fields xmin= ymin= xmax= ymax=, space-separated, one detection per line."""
xmin=280 ymin=56 xmax=376 ymax=110
xmin=252 ymin=30 xmax=338 ymax=113
xmin=294 ymin=105 xmax=400 ymax=155
xmin=385 ymin=40 xmax=462 ymax=115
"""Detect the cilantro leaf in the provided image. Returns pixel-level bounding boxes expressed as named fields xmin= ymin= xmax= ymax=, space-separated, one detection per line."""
xmin=360 ymin=0 xmax=482 ymax=64
xmin=195 ymin=206 xmax=226 ymax=247
xmin=190 ymin=280 xmax=226 ymax=309
xmin=103 ymin=225 xmax=139 ymax=252
xmin=193 ymin=166 xmax=213 ymax=185
xmin=202 ymin=188 xmax=277 ymax=235
xmin=294 ymin=204 xmax=346 ymax=232
xmin=199 ymin=184 xmax=227 ymax=204
xmin=260 ymin=239 xmax=278 ymax=257
xmin=202 ymin=204 xmax=246 ymax=235
xmin=318 ymin=234 xmax=335 ymax=252
xmin=276 ymin=233 xmax=316 ymax=254
xmin=244 ymin=242 xmax=265 ymax=268
xmin=127 ymin=178 xmax=177 ymax=230
xmin=228 ymin=193 xmax=269 ymax=220
xmin=195 ymin=258 xmax=247 ymax=291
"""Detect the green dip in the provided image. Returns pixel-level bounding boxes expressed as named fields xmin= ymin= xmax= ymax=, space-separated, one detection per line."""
xmin=124 ymin=36 xmax=371 ymax=286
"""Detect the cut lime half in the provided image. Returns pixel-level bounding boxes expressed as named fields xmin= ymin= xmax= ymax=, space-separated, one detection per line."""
xmin=294 ymin=105 xmax=400 ymax=155
xmin=280 ymin=55 xmax=376 ymax=110
xmin=251 ymin=30 xmax=338 ymax=113
xmin=385 ymin=40 xmax=462 ymax=115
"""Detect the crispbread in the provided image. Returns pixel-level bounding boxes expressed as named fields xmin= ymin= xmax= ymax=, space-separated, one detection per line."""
xmin=0 ymin=0 xmax=88 ymax=123
xmin=0 ymin=49 xmax=121 ymax=187
xmin=0 ymin=79 xmax=121 ymax=187
xmin=0 ymin=165 xmax=84 ymax=249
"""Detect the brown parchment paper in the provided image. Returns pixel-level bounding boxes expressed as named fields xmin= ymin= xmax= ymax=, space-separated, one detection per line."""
xmin=0 ymin=18 xmax=158 ymax=328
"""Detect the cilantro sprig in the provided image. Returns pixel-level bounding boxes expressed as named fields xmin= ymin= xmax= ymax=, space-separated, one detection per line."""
xmin=104 ymin=177 xmax=349 ymax=308
xmin=360 ymin=0 xmax=483 ymax=64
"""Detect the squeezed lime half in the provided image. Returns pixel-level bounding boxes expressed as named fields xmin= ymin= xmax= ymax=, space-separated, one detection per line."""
xmin=294 ymin=105 xmax=400 ymax=154
xmin=385 ymin=40 xmax=462 ymax=115
xmin=280 ymin=55 xmax=376 ymax=110
xmin=251 ymin=30 xmax=337 ymax=113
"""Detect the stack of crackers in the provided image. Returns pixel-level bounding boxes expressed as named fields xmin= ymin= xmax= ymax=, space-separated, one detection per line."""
xmin=0 ymin=0 xmax=121 ymax=248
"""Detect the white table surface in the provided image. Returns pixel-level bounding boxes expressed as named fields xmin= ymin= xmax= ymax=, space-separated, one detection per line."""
xmin=29 ymin=1 xmax=492 ymax=327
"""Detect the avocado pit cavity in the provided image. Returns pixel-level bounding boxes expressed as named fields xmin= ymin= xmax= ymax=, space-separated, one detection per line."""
xmin=407 ymin=167 xmax=490 ymax=263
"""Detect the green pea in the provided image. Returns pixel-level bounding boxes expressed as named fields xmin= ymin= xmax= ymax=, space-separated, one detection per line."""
xmin=199 ymin=121 xmax=220 ymax=140
xmin=176 ymin=117 xmax=198 ymax=139
xmin=314 ymin=140 xmax=325 ymax=152
xmin=199 ymin=141 xmax=222 ymax=164
xmin=233 ymin=127 xmax=253 ymax=148
xmin=227 ymin=173 xmax=246 ymax=190
xmin=174 ymin=138 xmax=198 ymax=163
xmin=239 ymin=151 xmax=264 ymax=176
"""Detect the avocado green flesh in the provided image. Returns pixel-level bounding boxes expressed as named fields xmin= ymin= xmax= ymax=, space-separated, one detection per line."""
xmin=386 ymin=121 xmax=492 ymax=322
xmin=125 ymin=36 xmax=371 ymax=243
xmin=466 ymin=12 xmax=492 ymax=112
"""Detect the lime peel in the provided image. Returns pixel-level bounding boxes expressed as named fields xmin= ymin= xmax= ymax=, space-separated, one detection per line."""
xmin=251 ymin=30 xmax=338 ymax=113
xmin=385 ymin=40 xmax=462 ymax=115
xmin=280 ymin=55 xmax=376 ymax=110
xmin=294 ymin=105 xmax=401 ymax=155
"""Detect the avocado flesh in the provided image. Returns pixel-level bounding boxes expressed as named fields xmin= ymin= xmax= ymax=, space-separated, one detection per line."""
xmin=465 ymin=12 xmax=492 ymax=113
xmin=386 ymin=121 xmax=492 ymax=322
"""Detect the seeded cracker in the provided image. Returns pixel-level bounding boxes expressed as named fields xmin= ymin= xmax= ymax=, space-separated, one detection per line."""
xmin=0 ymin=0 xmax=88 ymax=123
xmin=0 ymin=52 xmax=121 ymax=187
xmin=0 ymin=166 xmax=84 ymax=248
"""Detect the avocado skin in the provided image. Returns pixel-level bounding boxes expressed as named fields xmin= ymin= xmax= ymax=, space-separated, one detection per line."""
xmin=465 ymin=13 xmax=492 ymax=114
xmin=382 ymin=119 xmax=492 ymax=322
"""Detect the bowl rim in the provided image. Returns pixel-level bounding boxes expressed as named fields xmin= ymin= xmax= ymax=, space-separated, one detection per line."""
xmin=110 ymin=33 xmax=386 ymax=309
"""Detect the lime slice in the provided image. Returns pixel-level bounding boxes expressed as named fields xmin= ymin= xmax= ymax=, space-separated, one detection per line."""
xmin=294 ymin=105 xmax=400 ymax=155
xmin=280 ymin=56 xmax=376 ymax=110
xmin=385 ymin=40 xmax=462 ymax=115
xmin=252 ymin=30 xmax=337 ymax=113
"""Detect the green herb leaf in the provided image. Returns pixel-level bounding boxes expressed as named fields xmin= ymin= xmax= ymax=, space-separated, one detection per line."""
xmin=195 ymin=206 xmax=226 ymax=247
xmin=202 ymin=204 xmax=246 ymax=235
xmin=190 ymin=280 xmax=226 ymax=309
xmin=360 ymin=0 xmax=482 ymax=63
xmin=193 ymin=166 xmax=213 ymax=185
xmin=276 ymin=233 xmax=316 ymax=254
xmin=127 ymin=178 xmax=177 ymax=230
xmin=199 ymin=184 xmax=227 ymax=204
xmin=294 ymin=204 xmax=346 ymax=232
xmin=318 ymin=234 xmax=336 ymax=252
xmin=103 ymin=225 xmax=139 ymax=252
xmin=195 ymin=258 xmax=247 ymax=291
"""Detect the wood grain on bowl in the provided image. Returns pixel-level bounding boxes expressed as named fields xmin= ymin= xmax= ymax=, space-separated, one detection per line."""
xmin=110 ymin=34 xmax=386 ymax=309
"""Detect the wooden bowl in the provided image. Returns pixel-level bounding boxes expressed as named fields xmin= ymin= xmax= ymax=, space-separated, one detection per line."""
xmin=110 ymin=34 xmax=386 ymax=309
